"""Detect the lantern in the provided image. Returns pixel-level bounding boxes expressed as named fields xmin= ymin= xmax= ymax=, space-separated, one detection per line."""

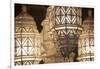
xmin=41 ymin=6 xmax=57 ymax=63
xmin=15 ymin=5 xmax=42 ymax=65
xmin=51 ymin=6 xmax=82 ymax=62
xmin=78 ymin=9 xmax=94 ymax=61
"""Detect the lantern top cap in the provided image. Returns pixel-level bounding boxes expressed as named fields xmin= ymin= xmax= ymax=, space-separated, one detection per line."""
xmin=88 ymin=9 xmax=92 ymax=17
xmin=22 ymin=5 xmax=27 ymax=12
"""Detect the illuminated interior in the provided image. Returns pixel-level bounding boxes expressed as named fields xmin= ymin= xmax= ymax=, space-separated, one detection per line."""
xmin=77 ymin=10 xmax=94 ymax=61
xmin=15 ymin=5 xmax=42 ymax=65
xmin=14 ymin=4 xmax=94 ymax=65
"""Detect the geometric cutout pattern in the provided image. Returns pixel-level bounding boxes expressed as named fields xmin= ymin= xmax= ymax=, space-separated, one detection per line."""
xmin=55 ymin=6 xmax=82 ymax=26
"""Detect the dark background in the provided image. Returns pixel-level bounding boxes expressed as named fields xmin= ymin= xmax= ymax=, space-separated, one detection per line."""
xmin=15 ymin=4 xmax=94 ymax=32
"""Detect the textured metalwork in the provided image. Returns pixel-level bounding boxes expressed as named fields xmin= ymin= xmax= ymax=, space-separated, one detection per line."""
xmin=41 ymin=6 xmax=57 ymax=63
xmin=14 ymin=5 xmax=94 ymax=64
xmin=78 ymin=10 xmax=94 ymax=61
xmin=15 ymin=5 xmax=42 ymax=65
xmin=50 ymin=6 xmax=82 ymax=62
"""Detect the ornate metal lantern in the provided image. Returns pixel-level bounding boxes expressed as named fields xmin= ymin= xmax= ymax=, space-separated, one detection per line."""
xmin=78 ymin=9 xmax=94 ymax=61
xmin=51 ymin=6 xmax=82 ymax=62
xmin=41 ymin=6 xmax=57 ymax=63
xmin=15 ymin=5 xmax=42 ymax=65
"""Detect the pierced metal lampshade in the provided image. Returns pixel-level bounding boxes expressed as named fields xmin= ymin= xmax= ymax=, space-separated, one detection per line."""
xmin=51 ymin=6 xmax=82 ymax=62
xmin=41 ymin=6 xmax=57 ymax=63
xmin=78 ymin=9 xmax=94 ymax=61
xmin=15 ymin=5 xmax=42 ymax=65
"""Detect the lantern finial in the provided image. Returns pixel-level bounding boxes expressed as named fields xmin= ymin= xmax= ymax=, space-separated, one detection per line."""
xmin=22 ymin=5 xmax=27 ymax=12
xmin=88 ymin=9 xmax=92 ymax=17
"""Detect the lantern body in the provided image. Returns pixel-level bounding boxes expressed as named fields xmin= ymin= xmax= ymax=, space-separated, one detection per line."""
xmin=49 ymin=6 xmax=82 ymax=62
xmin=78 ymin=10 xmax=94 ymax=61
xmin=41 ymin=6 xmax=57 ymax=63
xmin=15 ymin=6 xmax=42 ymax=65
